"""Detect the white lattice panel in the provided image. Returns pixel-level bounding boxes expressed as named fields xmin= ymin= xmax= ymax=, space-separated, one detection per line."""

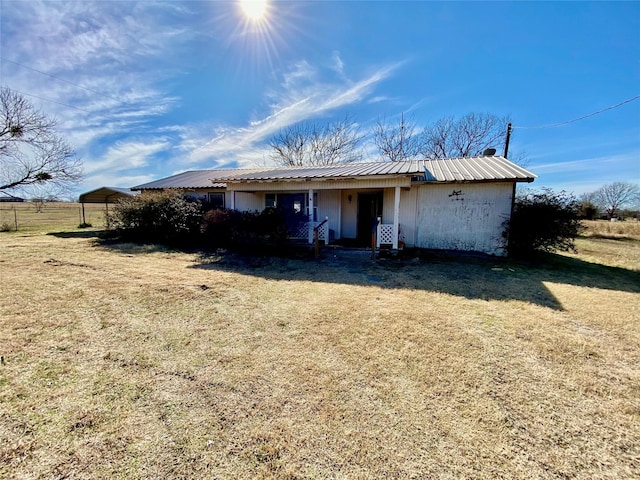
xmin=377 ymin=224 xmax=395 ymax=247
xmin=291 ymin=222 xmax=310 ymax=239
xmin=315 ymin=222 xmax=328 ymax=242
xmin=290 ymin=221 xmax=328 ymax=242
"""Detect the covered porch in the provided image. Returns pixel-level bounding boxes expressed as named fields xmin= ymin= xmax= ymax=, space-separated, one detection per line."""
xmin=225 ymin=180 xmax=406 ymax=249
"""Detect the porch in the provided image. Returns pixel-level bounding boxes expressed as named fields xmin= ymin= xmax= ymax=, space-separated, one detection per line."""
xmin=227 ymin=181 xmax=406 ymax=250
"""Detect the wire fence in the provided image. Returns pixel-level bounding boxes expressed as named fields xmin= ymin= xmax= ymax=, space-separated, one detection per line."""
xmin=0 ymin=202 xmax=109 ymax=232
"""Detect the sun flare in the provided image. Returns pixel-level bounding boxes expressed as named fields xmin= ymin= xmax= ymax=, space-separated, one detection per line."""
xmin=239 ymin=0 xmax=268 ymax=21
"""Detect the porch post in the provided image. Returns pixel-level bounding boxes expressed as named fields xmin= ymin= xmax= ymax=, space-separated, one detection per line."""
xmin=308 ymin=188 xmax=314 ymax=244
xmin=393 ymin=186 xmax=400 ymax=249
xmin=230 ymin=190 xmax=235 ymax=210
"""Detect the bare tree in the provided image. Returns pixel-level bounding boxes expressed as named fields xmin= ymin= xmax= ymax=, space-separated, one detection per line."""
xmin=0 ymin=87 xmax=82 ymax=192
xmin=270 ymin=116 xmax=363 ymax=167
xmin=373 ymin=113 xmax=423 ymax=162
xmin=593 ymin=182 xmax=640 ymax=219
xmin=421 ymin=112 xmax=511 ymax=159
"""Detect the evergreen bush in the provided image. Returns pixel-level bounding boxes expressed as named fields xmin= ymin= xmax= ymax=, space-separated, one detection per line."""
xmin=108 ymin=190 xmax=202 ymax=245
xmin=504 ymin=188 xmax=581 ymax=257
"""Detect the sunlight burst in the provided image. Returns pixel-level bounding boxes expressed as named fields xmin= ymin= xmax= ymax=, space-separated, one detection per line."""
xmin=239 ymin=0 xmax=268 ymax=21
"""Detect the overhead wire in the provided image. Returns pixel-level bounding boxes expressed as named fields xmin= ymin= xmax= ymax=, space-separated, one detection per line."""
xmin=0 ymin=56 xmax=123 ymax=104
xmin=5 ymin=86 xmax=97 ymax=115
xmin=513 ymin=95 xmax=640 ymax=130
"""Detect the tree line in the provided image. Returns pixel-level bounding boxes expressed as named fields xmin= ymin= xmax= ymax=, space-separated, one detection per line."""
xmin=269 ymin=112 xmax=514 ymax=166
xmin=579 ymin=182 xmax=640 ymax=220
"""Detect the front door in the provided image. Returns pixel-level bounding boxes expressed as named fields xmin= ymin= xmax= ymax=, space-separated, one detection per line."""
xmin=357 ymin=192 xmax=383 ymax=246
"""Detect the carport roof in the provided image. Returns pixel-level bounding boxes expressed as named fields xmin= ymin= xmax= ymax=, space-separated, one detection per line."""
xmin=78 ymin=187 xmax=139 ymax=203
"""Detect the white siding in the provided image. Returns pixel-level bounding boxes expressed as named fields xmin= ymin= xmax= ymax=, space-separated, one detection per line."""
xmin=233 ymin=192 xmax=263 ymax=211
xmin=399 ymin=187 xmax=418 ymax=247
xmin=414 ymin=183 xmax=513 ymax=256
xmin=317 ymin=190 xmax=341 ymax=239
xmin=382 ymin=188 xmax=395 ymax=224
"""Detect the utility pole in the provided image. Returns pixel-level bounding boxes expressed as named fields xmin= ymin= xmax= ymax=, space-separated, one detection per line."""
xmin=504 ymin=123 xmax=512 ymax=158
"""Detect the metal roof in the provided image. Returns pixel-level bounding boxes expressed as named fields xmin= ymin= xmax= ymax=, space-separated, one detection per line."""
xmin=133 ymin=170 xmax=238 ymax=190
xmin=134 ymin=157 xmax=536 ymax=189
xmin=213 ymin=161 xmax=424 ymax=181
xmin=214 ymin=156 xmax=535 ymax=183
xmin=421 ymin=156 xmax=535 ymax=182
xmin=78 ymin=187 xmax=139 ymax=204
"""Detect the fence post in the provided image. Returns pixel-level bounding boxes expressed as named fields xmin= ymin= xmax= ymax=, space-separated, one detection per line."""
xmin=13 ymin=205 xmax=18 ymax=231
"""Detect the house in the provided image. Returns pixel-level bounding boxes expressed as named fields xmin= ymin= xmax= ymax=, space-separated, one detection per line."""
xmin=0 ymin=191 xmax=25 ymax=202
xmin=134 ymin=156 xmax=536 ymax=256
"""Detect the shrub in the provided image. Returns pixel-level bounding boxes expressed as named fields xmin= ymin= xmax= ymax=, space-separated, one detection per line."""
xmin=578 ymin=200 xmax=599 ymax=220
xmin=201 ymin=208 xmax=240 ymax=248
xmin=108 ymin=190 xmax=203 ymax=246
xmin=201 ymin=207 xmax=293 ymax=253
xmin=504 ymin=188 xmax=581 ymax=257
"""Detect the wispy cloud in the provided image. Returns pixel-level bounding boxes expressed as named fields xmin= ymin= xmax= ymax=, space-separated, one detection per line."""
xmin=188 ymin=60 xmax=403 ymax=165
xmin=531 ymin=152 xmax=637 ymax=174
xmin=2 ymin=1 xmax=186 ymax=148
xmin=84 ymin=139 xmax=171 ymax=175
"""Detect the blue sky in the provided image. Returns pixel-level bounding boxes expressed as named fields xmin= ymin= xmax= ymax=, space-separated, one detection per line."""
xmin=1 ymin=0 xmax=638 ymax=199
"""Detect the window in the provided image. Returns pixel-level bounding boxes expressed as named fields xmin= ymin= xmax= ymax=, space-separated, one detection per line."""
xmin=265 ymin=193 xmax=277 ymax=208
xmin=265 ymin=193 xmax=316 ymax=219
xmin=208 ymin=192 xmax=225 ymax=208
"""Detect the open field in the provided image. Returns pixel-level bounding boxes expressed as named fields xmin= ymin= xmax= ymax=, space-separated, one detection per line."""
xmin=581 ymin=219 xmax=640 ymax=241
xmin=0 ymin=202 xmax=108 ymax=233
xmin=1 ymin=224 xmax=639 ymax=478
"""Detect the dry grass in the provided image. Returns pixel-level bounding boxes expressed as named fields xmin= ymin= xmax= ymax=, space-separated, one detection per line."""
xmin=1 ymin=227 xmax=639 ymax=479
xmin=0 ymin=202 xmax=107 ymax=233
xmin=581 ymin=219 xmax=640 ymax=241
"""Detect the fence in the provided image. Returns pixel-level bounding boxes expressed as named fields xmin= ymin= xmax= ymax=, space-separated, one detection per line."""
xmin=0 ymin=202 xmax=108 ymax=232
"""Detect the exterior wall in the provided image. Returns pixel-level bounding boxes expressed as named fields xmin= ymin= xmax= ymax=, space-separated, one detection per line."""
xmin=317 ymin=190 xmax=341 ymax=239
xmin=221 ymin=179 xmax=514 ymax=254
xmin=413 ymin=182 xmax=513 ymax=255
xmin=398 ymin=187 xmax=418 ymax=247
xmin=232 ymin=192 xmax=263 ymax=211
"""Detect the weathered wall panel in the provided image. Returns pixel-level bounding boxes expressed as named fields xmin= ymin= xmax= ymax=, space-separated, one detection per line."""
xmin=415 ymin=183 xmax=512 ymax=255
xmin=399 ymin=188 xmax=418 ymax=247
xmin=317 ymin=190 xmax=341 ymax=238
xmin=233 ymin=192 xmax=263 ymax=211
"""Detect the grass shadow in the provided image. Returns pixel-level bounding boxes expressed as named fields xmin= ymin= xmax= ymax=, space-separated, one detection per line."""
xmin=189 ymin=248 xmax=640 ymax=310
xmin=47 ymin=229 xmax=108 ymax=239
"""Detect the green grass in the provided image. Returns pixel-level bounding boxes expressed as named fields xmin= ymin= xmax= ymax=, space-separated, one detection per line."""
xmin=1 ymin=223 xmax=639 ymax=479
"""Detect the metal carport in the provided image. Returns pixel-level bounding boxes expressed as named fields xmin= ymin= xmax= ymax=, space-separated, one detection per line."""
xmin=78 ymin=187 xmax=138 ymax=224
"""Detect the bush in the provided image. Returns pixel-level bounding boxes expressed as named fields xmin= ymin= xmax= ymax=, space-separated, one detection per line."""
xmin=504 ymin=188 xmax=581 ymax=257
xmin=201 ymin=207 xmax=293 ymax=253
xmin=201 ymin=208 xmax=240 ymax=248
xmin=108 ymin=190 xmax=203 ymax=246
xmin=578 ymin=200 xmax=599 ymax=220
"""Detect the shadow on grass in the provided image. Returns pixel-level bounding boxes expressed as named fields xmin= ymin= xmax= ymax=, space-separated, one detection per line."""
xmin=86 ymin=234 xmax=639 ymax=310
xmin=186 ymin=248 xmax=640 ymax=310
xmin=47 ymin=229 xmax=108 ymax=239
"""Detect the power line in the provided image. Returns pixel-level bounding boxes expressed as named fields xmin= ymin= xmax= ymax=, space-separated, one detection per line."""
xmin=6 ymin=86 xmax=97 ymax=115
xmin=513 ymin=95 xmax=640 ymax=130
xmin=1 ymin=57 xmax=125 ymax=104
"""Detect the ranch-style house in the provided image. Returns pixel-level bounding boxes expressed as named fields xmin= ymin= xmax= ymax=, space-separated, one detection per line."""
xmin=134 ymin=155 xmax=536 ymax=256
